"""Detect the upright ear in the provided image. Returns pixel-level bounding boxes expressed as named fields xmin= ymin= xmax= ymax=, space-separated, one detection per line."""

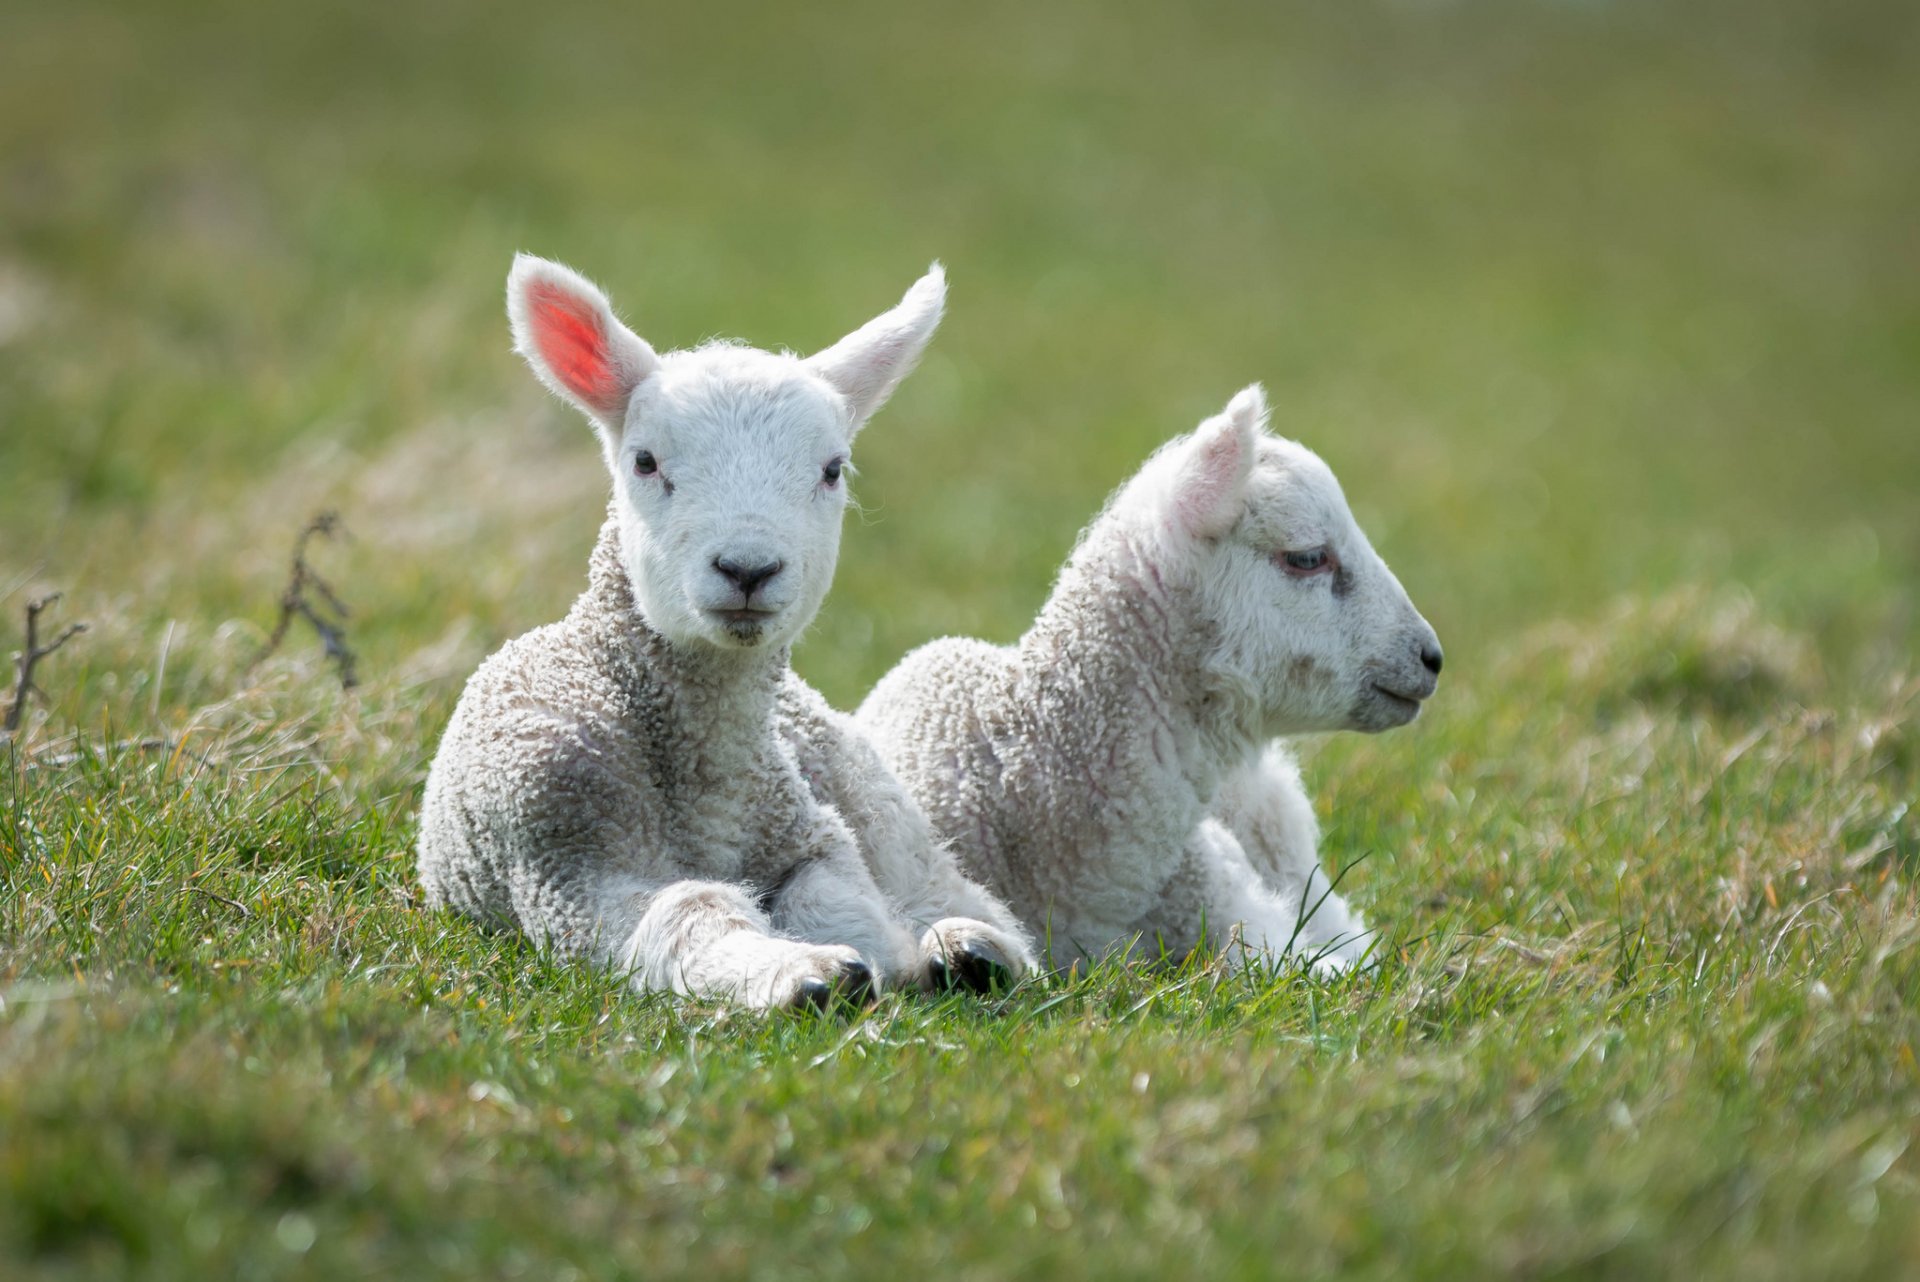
xmin=506 ymin=254 xmax=659 ymax=435
xmin=1169 ymin=384 xmax=1266 ymax=538
xmin=804 ymin=264 xmax=946 ymax=430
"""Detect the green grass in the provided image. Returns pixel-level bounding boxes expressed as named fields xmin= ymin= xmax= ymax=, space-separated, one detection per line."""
xmin=3 ymin=0 xmax=1917 ymax=1276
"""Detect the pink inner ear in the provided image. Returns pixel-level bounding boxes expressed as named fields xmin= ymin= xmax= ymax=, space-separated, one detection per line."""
xmin=527 ymin=282 xmax=621 ymax=414
xmin=1176 ymin=426 xmax=1246 ymax=534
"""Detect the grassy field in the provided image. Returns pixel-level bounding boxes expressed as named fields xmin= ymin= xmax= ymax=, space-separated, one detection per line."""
xmin=3 ymin=0 xmax=1917 ymax=1276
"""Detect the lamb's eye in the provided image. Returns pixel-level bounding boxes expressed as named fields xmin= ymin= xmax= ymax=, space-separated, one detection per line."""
xmin=822 ymin=457 xmax=844 ymax=486
xmin=634 ymin=450 xmax=658 ymax=476
xmin=1279 ymin=547 xmax=1332 ymax=576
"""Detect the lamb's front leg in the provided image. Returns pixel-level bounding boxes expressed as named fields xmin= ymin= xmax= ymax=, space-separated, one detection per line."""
xmin=894 ymin=866 xmax=1034 ymax=993
xmin=619 ymin=879 xmax=882 ymax=1010
xmin=839 ymin=786 xmax=1034 ymax=992
xmin=764 ymin=811 xmax=923 ymax=995
xmin=1210 ymin=744 xmax=1377 ymax=973
xmin=1137 ymin=820 xmax=1374 ymax=977
xmin=778 ymin=675 xmax=1034 ymax=991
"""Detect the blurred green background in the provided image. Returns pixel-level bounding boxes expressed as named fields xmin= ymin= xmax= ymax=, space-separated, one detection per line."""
xmin=5 ymin=4 xmax=1920 ymax=1278
xmin=3 ymin=0 xmax=1914 ymax=714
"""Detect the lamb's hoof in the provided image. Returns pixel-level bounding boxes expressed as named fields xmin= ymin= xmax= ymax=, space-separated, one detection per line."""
xmin=928 ymin=939 xmax=1013 ymax=994
xmin=793 ymin=960 xmax=876 ymax=1013
xmin=836 ymin=959 xmax=876 ymax=1006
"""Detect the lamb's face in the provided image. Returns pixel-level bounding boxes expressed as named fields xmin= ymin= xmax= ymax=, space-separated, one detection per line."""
xmin=610 ymin=350 xmax=852 ymax=651
xmin=503 ymin=254 xmax=945 ymax=653
xmin=1218 ymin=441 xmax=1441 ymax=733
xmin=1153 ymin=386 xmax=1443 ymax=737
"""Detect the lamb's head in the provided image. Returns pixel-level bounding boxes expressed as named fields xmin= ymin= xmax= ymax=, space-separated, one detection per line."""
xmin=1131 ymin=385 xmax=1443 ymax=736
xmin=506 ymin=254 xmax=945 ymax=651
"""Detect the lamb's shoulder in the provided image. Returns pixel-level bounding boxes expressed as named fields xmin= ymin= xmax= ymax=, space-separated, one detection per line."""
xmin=416 ymin=616 xmax=651 ymax=927
xmin=776 ymin=669 xmax=915 ymax=784
xmin=776 ymin=670 xmax=948 ymax=887
xmin=433 ymin=619 xmax=662 ymax=846
xmin=859 ymin=618 xmax=1212 ymax=942
xmin=773 ymin=671 xmax=848 ymax=793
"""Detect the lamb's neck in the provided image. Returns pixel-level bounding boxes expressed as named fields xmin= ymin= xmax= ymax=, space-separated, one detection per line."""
xmin=1021 ymin=528 xmax=1260 ymax=808
xmin=629 ymin=624 xmax=786 ymax=730
xmin=581 ymin=517 xmax=785 ymax=753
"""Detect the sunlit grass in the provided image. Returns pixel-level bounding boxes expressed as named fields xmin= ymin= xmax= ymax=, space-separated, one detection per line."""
xmin=3 ymin=0 xmax=1918 ymax=1277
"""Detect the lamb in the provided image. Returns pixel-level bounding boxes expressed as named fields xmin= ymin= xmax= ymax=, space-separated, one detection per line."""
xmin=857 ymin=385 xmax=1442 ymax=974
xmin=418 ymin=254 xmax=1032 ymax=1010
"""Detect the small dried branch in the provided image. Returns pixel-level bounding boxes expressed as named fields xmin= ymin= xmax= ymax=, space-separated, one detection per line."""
xmin=188 ymin=884 xmax=253 ymax=918
xmin=253 ymin=511 xmax=359 ymax=689
xmin=5 ymin=592 xmax=89 ymax=735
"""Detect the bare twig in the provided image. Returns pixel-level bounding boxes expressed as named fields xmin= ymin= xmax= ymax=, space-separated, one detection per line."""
xmin=5 ymin=593 xmax=89 ymax=734
xmin=253 ymin=511 xmax=359 ymax=689
xmin=187 ymin=885 xmax=253 ymax=918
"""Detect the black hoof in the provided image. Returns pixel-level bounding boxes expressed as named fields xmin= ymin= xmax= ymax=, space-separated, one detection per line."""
xmin=930 ymin=940 xmax=1012 ymax=994
xmin=836 ymin=960 xmax=876 ymax=1006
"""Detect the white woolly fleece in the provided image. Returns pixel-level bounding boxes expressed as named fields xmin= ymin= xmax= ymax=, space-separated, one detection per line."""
xmin=859 ymin=386 xmax=1442 ymax=974
xmin=418 ymin=256 xmax=1031 ymax=1009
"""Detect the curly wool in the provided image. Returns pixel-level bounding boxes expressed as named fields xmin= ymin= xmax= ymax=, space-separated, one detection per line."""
xmin=856 ymin=510 xmax=1320 ymax=967
xmin=417 ymin=254 xmax=1038 ymax=1009
xmin=420 ymin=513 xmax=1033 ymax=1004
xmin=420 ymin=517 xmax=848 ymax=956
xmin=860 ymin=387 xmax=1439 ymax=973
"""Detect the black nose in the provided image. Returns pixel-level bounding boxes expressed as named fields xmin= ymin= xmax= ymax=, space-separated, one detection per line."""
xmin=1421 ymin=640 xmax=1444 ymax=676
xmin=713 ymin=556 xmax=784 ymax=598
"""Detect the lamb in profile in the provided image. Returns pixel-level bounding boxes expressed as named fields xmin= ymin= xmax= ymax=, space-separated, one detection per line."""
xmin=418 ymin=254 xmax=1032 ymax=1009
xmin=858 ymin=385 xmax=1442 ymax=974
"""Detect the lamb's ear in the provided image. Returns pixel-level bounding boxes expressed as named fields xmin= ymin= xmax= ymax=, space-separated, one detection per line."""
xmin=506 ymin=254 xmax=659 ymax=435
xmin=805 ymin=264 xmax=946 ymax=430
xmin=1170 ymin=384 xmax=1266 ymax=538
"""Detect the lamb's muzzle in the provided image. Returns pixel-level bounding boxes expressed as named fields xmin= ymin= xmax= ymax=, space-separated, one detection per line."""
xmin=713 ymin=555 xmax=785 ymax=599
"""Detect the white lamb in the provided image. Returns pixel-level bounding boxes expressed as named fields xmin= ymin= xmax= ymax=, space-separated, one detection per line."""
xmin=418 ymin=254 xmax=1033 ymax=1010
xmin=857 ymin=385 xmax=1442 ymax=974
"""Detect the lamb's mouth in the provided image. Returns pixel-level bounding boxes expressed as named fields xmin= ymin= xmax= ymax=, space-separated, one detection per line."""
xmin=708 ymin=607 xmax=779 ymax=642
xmin=1367 ymin=683 xmax=1425 ymax=723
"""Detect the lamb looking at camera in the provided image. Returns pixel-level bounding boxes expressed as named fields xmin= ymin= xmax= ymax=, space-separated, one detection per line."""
xmin=857 ymin=386 xmax=1442 ymax=974
xmin=418 ymin=254 xmax=1031 ymax=1010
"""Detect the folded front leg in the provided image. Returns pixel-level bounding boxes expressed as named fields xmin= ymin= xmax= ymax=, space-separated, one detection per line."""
xmin=1134 ymin=820 xmax=1373 ymax=977
xmin=894 ymin=867 xmax=1035 ymax=993
xmin=620 ymin=879 xmax=878 ymax=1010
xmin=872 ymin=799 xmax=1034 ymax=991
xmin=764 ymin=822 xmax=922 ymax=996
xmin=777 ymin=674 xmax=1035 ymax=992
xmin=1210 ymin=745 xmax=1377 ymax=973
